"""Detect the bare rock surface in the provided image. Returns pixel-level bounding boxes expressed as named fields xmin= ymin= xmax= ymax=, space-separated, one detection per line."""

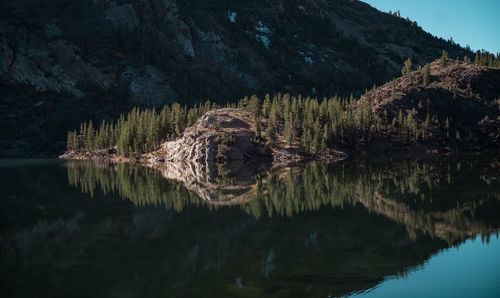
xmin=120 ymin=65 xmax=176 ymax=106
xmin=147 ymin=108 xmax=273 ymax=165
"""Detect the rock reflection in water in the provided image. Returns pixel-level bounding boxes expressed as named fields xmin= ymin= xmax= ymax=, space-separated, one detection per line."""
xmin=151 ymin=160 xmax=271 ymax=205
xmin=2 ymin=157 xmax=498 ymax=298
xmin=66 ymin=157 xmax=500 ymax=244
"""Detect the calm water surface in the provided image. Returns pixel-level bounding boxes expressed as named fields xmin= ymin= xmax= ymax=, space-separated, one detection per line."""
xmin=1 ymin=157 xmax=499 ymax=298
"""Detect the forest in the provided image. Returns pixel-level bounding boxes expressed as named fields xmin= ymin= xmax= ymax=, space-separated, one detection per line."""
xmin=67 ymin=94 xmax=428 ymax=156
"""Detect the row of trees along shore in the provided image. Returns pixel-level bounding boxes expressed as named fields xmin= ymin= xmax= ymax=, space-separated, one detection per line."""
xmin=68 ymin=93 xmax=460 ymax=156
xmin=68 ymin=51 xmax=499 ymax=157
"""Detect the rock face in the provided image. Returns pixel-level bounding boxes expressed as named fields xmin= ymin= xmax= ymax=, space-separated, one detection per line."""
xmin=121 ymin=66 xmax=176 ymax=106
xmin=0 ymin=0 xmax=471 ymax=156
xmin=148 ymin=109 xmax=272 ymax=165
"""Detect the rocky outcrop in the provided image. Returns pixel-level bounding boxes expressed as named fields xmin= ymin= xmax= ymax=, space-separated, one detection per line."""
xmin=358 ymin=60 xmax=500 ymax=149
xmin=147 ymin=109 xmax=273 ymax=165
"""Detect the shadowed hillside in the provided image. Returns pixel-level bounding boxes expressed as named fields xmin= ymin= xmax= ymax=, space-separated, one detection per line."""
xmin=0 ymin=0 xmax=473 ymax=156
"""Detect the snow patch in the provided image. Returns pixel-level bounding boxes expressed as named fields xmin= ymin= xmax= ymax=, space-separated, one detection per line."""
xmin=255 ymin=21 xmax=271 ymax=34
xmin=254 ymin=21 xmax=271 ymax=49
xmin=227 ymin=10 xmax=237 ymax=23
xmin=304 ymin=56 xmax=314 ymax=65
xmin=256 ymin=35 xmax=271 ymax=49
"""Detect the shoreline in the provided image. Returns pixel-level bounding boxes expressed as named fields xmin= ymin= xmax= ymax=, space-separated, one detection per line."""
xmin=58 ymin=144 xmax=495 ymax=165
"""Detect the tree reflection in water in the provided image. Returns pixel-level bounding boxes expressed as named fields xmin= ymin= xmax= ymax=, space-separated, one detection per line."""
xmin=1 ymin=157 xmax=499 ymax=297
xmin=66 ymin=157 xmax=500 ymax=243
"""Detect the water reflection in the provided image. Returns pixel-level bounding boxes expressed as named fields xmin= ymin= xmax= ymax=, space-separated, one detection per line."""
xmin=66 ymin=157 xmax=500 ymax=243
xmin=1 ymin=157 xmax=499 ymax=297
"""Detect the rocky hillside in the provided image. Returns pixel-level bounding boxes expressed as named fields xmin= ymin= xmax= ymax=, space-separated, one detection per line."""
xmin=0 ymin=0 xmax=470 ymax=156
xmin=358 ymin=59 xmax=500 ymax=151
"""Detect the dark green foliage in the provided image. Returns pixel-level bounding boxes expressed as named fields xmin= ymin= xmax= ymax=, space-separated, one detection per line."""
xmin=69 ymin=92 xmax=449 ymax=156
xmin=421 ymin=64 xmax=431 ymax=86
xmin=474 ymin=50 xmax=500 ymax=68
xmin=69 ymin=102 xmax=219 ymax=156
xmin=402 ymin=58 xmax=412 ymax=75
xmin=440 ymin=50 xmax=448 ymax=66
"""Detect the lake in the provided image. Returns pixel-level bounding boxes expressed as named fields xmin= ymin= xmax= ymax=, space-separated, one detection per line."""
xmin=1 ymin=156 xmax=499 ymax=297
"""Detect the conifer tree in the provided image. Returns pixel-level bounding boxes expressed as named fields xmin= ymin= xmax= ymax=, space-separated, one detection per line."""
xmin=262 ymin=95 xmax=271 ymax=119
xmin=440 ymin=50 xmax=448 ymax=66
xmin=402 ymin=58 xmax=412 ymax=75
xmin=445 ymin=117 xmax=450 ymax=138
xmin=321 ymin=124 xmax=329 ymax=151
xmin=391 ymin=80 xmax=397 ymax=99
xmin=421 ymin=64 xmax=430 ymax=86
xmin=284 ymin=112 xmax=294 ymax=147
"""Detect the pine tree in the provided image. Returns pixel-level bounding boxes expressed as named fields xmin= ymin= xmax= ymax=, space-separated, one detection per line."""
xmin=262 ymin=95 xmax=271 ymax=119
xmin=255 ymin=119 xmax=262 ymax=140
xmin=301 ymin=128 xmax=312 ymax=152
xmin=284 ymin=112 xmax=294 ymax=147
xmin=248 ymin=95 xmax=261 ymax=115
xmin=383 ymin=109 xmax=389 ymax=125
xmin=312 ymin=119 xmax=321 ymax=152
xmin=402 ymin=58 xmax=412 ymax=75
xmin=67 ymin=131 xmax=76 ymax=151
xmin=421 ymin=64 xmax=430 ymax=86
xmin=422 ymin=114 xmax=431 ymax=140
xmin=440 ymin=50 xmax=448 ymax=66
xmin=321 ymin=124 xmax=329 ymax=151
xmin=85 ymin=121 xmax=95 ymax=151
xmin=391 ymin=80 xmax=397 ymax=99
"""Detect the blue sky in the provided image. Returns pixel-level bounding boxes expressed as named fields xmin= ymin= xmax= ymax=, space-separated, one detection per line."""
xmin=363 ymin=0 xmax=500 ymax=53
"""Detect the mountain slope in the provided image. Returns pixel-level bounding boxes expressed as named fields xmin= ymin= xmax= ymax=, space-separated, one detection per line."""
xmin=0 ymin=0 xmax=470 ymax=156
xmin=60 ymin=58 xmax=500 ymax=164
xmin=358 ymin=59 xmax=500 ymax=151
